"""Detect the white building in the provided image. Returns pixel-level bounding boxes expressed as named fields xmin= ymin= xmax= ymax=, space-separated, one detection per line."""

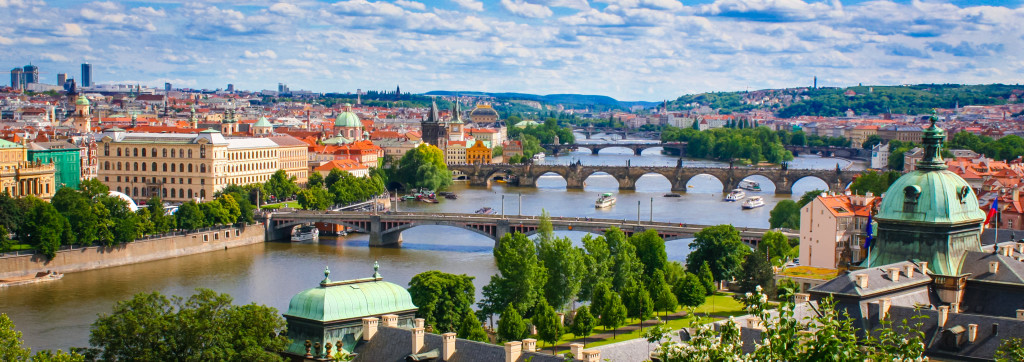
xmin=870 ymin=143 xmax=889 ymax=169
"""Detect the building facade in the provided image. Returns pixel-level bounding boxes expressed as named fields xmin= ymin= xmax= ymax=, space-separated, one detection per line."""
xmin=0 ymin=139 xmax=56 ymax=200
xmin=27 ymin=141 xmax=81 ymax=190
xmin=799 ymin=192 xmax=876 ymax=269
xmin=466 ymin=139 xmax=492 ymax=164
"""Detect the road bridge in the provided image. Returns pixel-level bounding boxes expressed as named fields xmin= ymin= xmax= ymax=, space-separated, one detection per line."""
xmin=571 ymin=127 xmax=661 ymax=140
xmin=447 ymin=163 xmax=858 ymax=194
xmin=543 ymin=143 xmax=663 ymax=156
xmin=267 ymin=211 xmax=797 ymax=247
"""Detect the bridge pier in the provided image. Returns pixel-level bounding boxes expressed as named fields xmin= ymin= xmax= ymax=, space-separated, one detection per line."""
xmin=776 ymin=179 xmax=793 ymax=194
xmin=265 ymin=220 xmax=291 ymax=241
xmin=590 ymin=148 xmax=600 ymax=155
xmin=518 ymin=176 xmax=537 ymax=187
xmin=368 ymin=215 xmax=403 ymax=247
xmin=617 ymin=176 xmax=636 ymax=190
xmin=633 ymin=147 xmax=643 ymax=156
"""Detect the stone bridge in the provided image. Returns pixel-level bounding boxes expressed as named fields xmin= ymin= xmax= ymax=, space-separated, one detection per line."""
xmin=572 ymin=127 xmax=661 ymax=140
xmin=266 ymin=211 xmax=797 ymax=247
xmin=448 ymin=163 xmax=859 ymax=194
xmin=542 ymin=143 xmax=664 ymax=156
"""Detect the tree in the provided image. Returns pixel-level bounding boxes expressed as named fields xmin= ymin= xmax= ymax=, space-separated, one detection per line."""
xmin=758 ymin=231 xmax=796 ymax=267
xmin=21 ymin=198 xmax=70 ymax=258
xmin=89 ymin=288 xmax=289 ymax=362
xmin=630 ymin=229 xmax=667 ymax=280
xmin=849 ymin=170 xmax=900 ymax=195
xmin=738 ymin=251 xmax=776 ymax=297
xmin=698 ymin=262 xmax=715 ymax=296
xmin=686 ymin=225 xmax=749 ymax=282
xmin=533 ymin=300 xmax=562 ymax=353
xmin=395 ymin=144 xmax=452 ymax=190
xmin=600 ymin=292 xmax=627 ymax=338
xmin=0 ymin=226 xmax=11 ymax=253
xmin=478 ymin=232 xmax=547 ymax=322
xmin=264 ymin=170 xmax=299 ymax=201
xmin=306 ymin=172 xmax=324 ymax=189
xmin=496 ymin=305 xmax=527 ymax=343
xmin=175 ymin=201 xmax=205 ymax=230
xmin=147 ymin=196 xmax=173 ymax=233
xmin=569 ymin=306 xmax=596 ymax=347
xmin=862 ymin=134 xmax=884 ymax=149
xmin=99 ymin=195 xmax=142 ymax=246
xmin=674 ymin=272 xmax=706 ymax=309
xmin=537 ymin=213 xmax=584 ymax=311
xmin=51 ymin=188 xmax=99 ymax=245
xmin=456 ymin=311 xmax=488 ymax=343
xmin=408 ymin=271 xmax=476 ymax=333
xmin=1 ymin=313 xmax=84 ymax=361
xmin=768 ymin=200 xmax=801 ymax=229
xmin=200 ymin=201 xmax=231 ymax=227
xmin=997 ymin=338 xmax=1024 ymax=362
xmin=605 ymin=227 xmax=642 ymax=292
xmin=296 ymin=187 xmax=331 ymax=211
xmin=650 ymin=272 xmax=678 ymax=317
xmin=577 ymin=235 xmax=612 ymax=303
xmin=78 ymin=178 xmax=109 ymax=200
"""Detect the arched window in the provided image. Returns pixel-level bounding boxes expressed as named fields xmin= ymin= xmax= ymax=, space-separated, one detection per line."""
xmin=163 ymin=148 xmax=167 ymax=157
xmin=171 ymin=149 xmax=176 ymax=158
xmin=104 ymin=161 xmax=110 ymax=170
xmin=188 ymin=149 xmax=193 ymax=158
xmin=170 ymin=189 xmax=176 ymax=198
xmin=133 ymin=162 xmax=139 ymax=171
xmin=133 ymin=148 xmax=138 ymax=157
xmin=141 ymin=163 xmax=146 ymax=171
xmin=117 ymin=148 xmax=122 ymax=157
xmin=200 ymin=164 xmax=206 ymax=173
xmin=152 ymin=162 xmax=157 ymax=171
xmin=187 ymin=189 xmax=193 ymax=198
xmin=163 ymin=163 xmax=168 ymax=172
xmin=179 ymin=189 xmax=185 ymax=199
xmin=117 ymin=162 xmax=122 ymax=171
xmin=162 ymin=188 xmax=167 ymax=197
xmin=141 ymin=148 xmax=146 ymax=157
xmin=151 ymin=148 xmax=156 ymax=157
xmin=117 ymin=186 xmax=122 ymax=193
xmin=188 ymin=164 xmax=193 ymax=173
xmin=171 ymin=164 xmax=176 ymax=172
xmin=104 ymin=143 xmax=109 ymax=156
xmin=133 ymin=187 xmax=138 ymax=197
xmin=200 ymin=147 xmax=206 ymax=159
xmin=200 ymin=189 xmax=206 ymax=198
xmin=179 ymin=163 xmax=184 ymax=173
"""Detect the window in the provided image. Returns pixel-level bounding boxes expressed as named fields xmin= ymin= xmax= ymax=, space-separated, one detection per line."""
xmin=200 ymin=164 xmax=206 ymax=173
xmin=179 ymin=163 xmax=184 ymax=173
xmin=152 ymin=162 xmax=157 ymax=171
xmin=141 ymin=148 xmax=146 ymax=157
xmin=171 ymin=164 xmax=176 ymax=172
xmin=133 ymin=148 xmax=138 ymax=157
xmin=134 ymin=162 xmax=139 ymax=171
xmin=151 ymin=148 xmax=156 ymax=157
xmin=104 ymin=161 xmax=110 ymax=170
xmin=104 ymin=143 xmax=109 ymax=156
xmin=188 ymin=149 xmax=193 ymax=158
xmin=903 ymin=185 xmax=921 ymax=213
xmin=163 ymin=163 xmax=167 ymax=172
xmin=200 ymin=147 xmax=206 ymax=158
xmin=187 ymin=189 xmax=193 ymax=198
xmin=117 ymin=148 xmax=122 ymax=157
xmin=163 ymin=148 xmax=167 ymax=157
xmin=117 ymin=162 xmax=122 ymax=171
xmin=142 ymin=163 xmax=146 ymax=171
xmin=188 ymin=164 xmax=193 ymax=173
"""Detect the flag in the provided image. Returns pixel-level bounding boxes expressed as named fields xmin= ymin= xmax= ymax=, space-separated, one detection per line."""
xmin=986 ymin=199 xmax=999 ymax=226
xmin=864 ymin=214 xmax=873 ymax=249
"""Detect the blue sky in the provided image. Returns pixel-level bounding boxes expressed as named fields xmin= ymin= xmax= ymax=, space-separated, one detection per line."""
xmin=2 ymin=0 xmax=1023 ymax=100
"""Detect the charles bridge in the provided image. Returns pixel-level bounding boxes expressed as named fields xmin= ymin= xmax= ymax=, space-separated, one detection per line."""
xmin=447 ymin=163 xmax=859 ymax=194
xmin=266 ymin=210 xmax=798 ymax=247
xmin=542 ymin=142 xmax=870 ymax=160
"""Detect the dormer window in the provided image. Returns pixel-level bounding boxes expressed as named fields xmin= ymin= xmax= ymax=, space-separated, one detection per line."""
xmin=903 ymin=185 xmax=921 ymax=213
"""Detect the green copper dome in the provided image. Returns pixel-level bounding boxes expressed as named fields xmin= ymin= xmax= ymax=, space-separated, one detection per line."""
xmin=335 ymin=104 xmax=361 ymax=128
xmin=874 ymin=170 xmax=985 ymax=225
xmin=75 ymin=95 xmax=90 ymax=106
xmin=284 ymin=266 xmax=416 ymax=322
xmin=254 ymin=116 xmax=272 ymax=127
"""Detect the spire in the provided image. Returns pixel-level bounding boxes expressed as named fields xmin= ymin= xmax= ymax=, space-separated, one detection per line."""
xmin=427 ymin=99 xmax=439 ymax=123
xmin=373 ymin=260 xmax=381 ymax=279
xmin=320 ymin=266 xmax=332 ymax=285
xmin=916 ymin=114 xmax=947 ymax=171
xmin=451 ymin=100 xmax=463 ymax=124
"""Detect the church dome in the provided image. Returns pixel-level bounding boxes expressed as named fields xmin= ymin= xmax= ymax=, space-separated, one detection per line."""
xmin=471 ymin=104 xmax=498 ymax=117
xmin=254 ymin=116 xmax=272 ymax=128
xmin=334 ymin=111 xmax=361 ymax=128
xmin=875 ymin=170 xmax=985 ymax=225
xmin=75 ymin=95 xmax=90 ymax=106
xmin=284 ymin=266 xmax=417 ymax=323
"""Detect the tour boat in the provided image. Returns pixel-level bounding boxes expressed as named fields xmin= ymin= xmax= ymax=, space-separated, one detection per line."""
xmin=595 ymin=193 xmax=617 ymax=208
xmin=739 ymin=180 xmax=762 ymax=192
xmin=725 ymin=189 xmax=746 ymax=202
xmin=291 ymin=225 xmax=320 ymax=242
xmin=475 ymin=207 xmax=496 ymax=215
xmin=742 ymin=196 xmax=765 ymax=209
xmin=663 ymin=193 xmax=681 ymax=198
xmin=532 ymin=153 xmax=546 ymax=162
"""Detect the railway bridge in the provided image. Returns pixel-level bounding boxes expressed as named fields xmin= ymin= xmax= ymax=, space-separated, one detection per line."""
xmin=267 ymin=211 xmax=798 ymax=247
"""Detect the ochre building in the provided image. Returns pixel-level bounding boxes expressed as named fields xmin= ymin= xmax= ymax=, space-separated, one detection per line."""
xmin=0 ymin=139 xmax=56 ymax=200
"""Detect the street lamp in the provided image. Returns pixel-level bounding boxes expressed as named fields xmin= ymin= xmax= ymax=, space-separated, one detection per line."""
xmin=501 ymin=195 xmax=505 ymax=217
xmin=518 ymin=193 xmax=522 ymax=216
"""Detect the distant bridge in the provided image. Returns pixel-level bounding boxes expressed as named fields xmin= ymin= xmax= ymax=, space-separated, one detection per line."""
xmin=447 ymin=163 xmax=859 ymax=194
xmin=571 ymin=127 xmax=661 ymax=140
xmin=545 ymin=142 xmax=869 ymax=161
xmin=266 ymin=211 xmax=798 ymax=247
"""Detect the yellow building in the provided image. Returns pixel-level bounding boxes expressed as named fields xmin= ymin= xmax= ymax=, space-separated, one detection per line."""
xmin=848 ymin=125 xmax=878 ymax=148
xmin=469 ymin=104 xmax=500 ymax=125
xmin=0 ymin=139 xmax=56 ymax=200
xmin=97 ymin=129 xmax=308 ymax=203
xmin=466 ymin=140 xmax=492 ymax=165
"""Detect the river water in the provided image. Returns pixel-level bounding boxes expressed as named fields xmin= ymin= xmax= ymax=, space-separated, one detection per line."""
xmin=1 ymin=142 xmax=864 ymax=350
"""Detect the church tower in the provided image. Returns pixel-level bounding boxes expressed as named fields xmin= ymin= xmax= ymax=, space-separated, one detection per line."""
xmin=448 ymin=100 xmax=464 ymax=142
xmin=420 ymin=100 xmax=447 ymax=148
xmin=70 ymin=94 xmax=92 ymax=133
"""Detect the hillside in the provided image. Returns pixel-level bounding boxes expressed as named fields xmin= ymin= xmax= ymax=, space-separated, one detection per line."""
xmin=424 ymin=90 xmax=628 ymax=108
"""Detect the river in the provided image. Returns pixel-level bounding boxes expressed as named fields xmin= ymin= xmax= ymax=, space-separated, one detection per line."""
xmin=1 ymin=145 xmax=864 ymax=350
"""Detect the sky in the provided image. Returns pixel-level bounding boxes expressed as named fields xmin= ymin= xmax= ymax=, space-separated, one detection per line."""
xmin=2 ymin=0 xmax=1023 ymax=101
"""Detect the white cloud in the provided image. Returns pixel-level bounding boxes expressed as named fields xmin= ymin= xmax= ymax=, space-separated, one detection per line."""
xmin=55 ymin=23 xmax=87 ymax=37
xmin=269 ymin=2 xmax=303 ymax=17
xmin=500 ymin=0 xmax=553 ymax=18
xmin=395 ymin=0 xmax=426 ymax=11
xmin=40 ymin=53 xmax=69 ymax=62
xmin=451 ymin=0 xmax=483 ymax=12
xmin=242 ymin=50 xmax=278 ymax=59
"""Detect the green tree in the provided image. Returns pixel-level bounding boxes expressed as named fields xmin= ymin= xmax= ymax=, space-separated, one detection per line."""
xmin=606 ymin=227 xmax=643 ymax=292
xmin=537 ymin=213 xmax=584 ymax=311
xmin=630 ymin=229 xmax=667 ymax=280
xmin=78 ymin=178 xmax=109 ymax=199
xmin=99 ymin=195 xmax=142 ymax=245
xmin=21 ymin=198 xmax=70 ymax=258
xmin=478 ymin=232 xmax=547 ymax=322
xmin=569 ymin=306 xmax=596 ymax=347
xmin=674 ymin=272 xmax=706 ymax=309
xmin=147 ymin=196 xmax=173 ymax=233
xmin=768 ymin=200 xmax=801 ymax=229
xmin=997 ymin=338 xmax=1024 ymax=362
xmin=395 ymin=144 xmax=452 ymax=190
xmin=849 ymin=170 xmax=900 ymax=195
xmin=600 ymin=292 xmax=628 ymax=338
xmin=496 ymin=305 xmax=527 ymax=343
xmin=698 ymin=262 xmax=715 ymax=296
xmin=306 ymin=172 xmax=324 ymax=189
xmin=0 ymin=225 xmax=11 ymax=253
xmin=408 ymin=271 xmax=476 ymax=333
xmin=686 ymin=225 xmax=749 ymax=282
xmin=51 ymin=188 xmax=99 ymax=245
xmin=456 ymin=311 xmax=489 ymax=343
xmin=1 ymin=313 xmax=84 ymax=362
xmin=651 ymin=273 xmax=678 ymax=317
xmin=297 ymin=187 xmax=332 ymax=210
xmin=533 ymin=299 xmax=562 ymax=353
xmin=175 ymin=201 xmax=205 ymax=230
xmin=577 ymin=234 xmax=612 ymax=303
xmin=738 ymin=251 xmax=776 ymax=297
xmin=217 ymin=194 xmax=241 ymax=224
xmin=862 ymin=134 xmax=884 ymax=149
xmin=758 ymin=231 xmax=796 ymax=267
xmin=199 ymin=200 xmax=231 ymax=227
xmin=88 ymin=288 xmax=289 ymax=362
xmin=264 ymin=170 xmax=299 ymax=201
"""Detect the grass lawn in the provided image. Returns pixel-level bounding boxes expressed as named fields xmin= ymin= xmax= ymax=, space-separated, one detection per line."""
xmin=9 ymin=244 xmax=33 ymax=251
xmin=261 ymin=201 xmax=300 ymax=210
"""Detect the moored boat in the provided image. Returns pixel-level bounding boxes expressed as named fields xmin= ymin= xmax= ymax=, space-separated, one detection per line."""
xmin=475 ymin=207 xmax=496 ymax=215
xmin=739 ymin=180 xmax=762 ymax=192
xmin=725 ymin=189 xmax=746 ymax=201
xmin=291 ymin=225 xmax=320 ymax=242
xmin=742 ymin=196 xmax=765 ymax=209
xmin=663 ymin=193 xmax=681 ymax=197
xmin=595 ymin=193 xmax=617 ymax=208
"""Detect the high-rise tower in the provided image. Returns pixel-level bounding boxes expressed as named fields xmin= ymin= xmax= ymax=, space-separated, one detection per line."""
xmin=81 ymin=63 xmax=92 ymax=87
xmin=22 ymin=64 xmax=38 ymax=85
xmin=10 ymin=68 xmax=22 ymax=90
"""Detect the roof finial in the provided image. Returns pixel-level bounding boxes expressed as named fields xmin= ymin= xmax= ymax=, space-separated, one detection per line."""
xmin=373 ymin=260 xmax=381 ymax=279
xmin=321 ymin=266 xmax=332 ymax=285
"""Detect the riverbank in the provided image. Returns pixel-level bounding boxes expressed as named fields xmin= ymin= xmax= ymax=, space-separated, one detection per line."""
xmin=0 ymin=223 xmax=266 ymax=279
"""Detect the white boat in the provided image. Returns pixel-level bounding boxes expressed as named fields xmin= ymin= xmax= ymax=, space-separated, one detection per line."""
xmin=739 ymin=180 xmax=762 ymax=192
xmin=742 ymin=196 xmax=765 ymax=209
xmin=291 ymin=225 xmax=319 ymax=242
xmin=725 ymin=189 xmax=746 ymax=201
xmin=595 ymin=193 xmax=616 ymax=208
xmin=532 ymin=153 xmax=546 ymax=162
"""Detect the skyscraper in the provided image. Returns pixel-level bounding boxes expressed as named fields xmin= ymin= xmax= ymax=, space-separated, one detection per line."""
xmin=226 ymin=84 xmax=234 ymax=92
xmin=57 ymin=73 xmax=67 ymax=86
xmin=81 ymin=63 xmax=92 ymax=87
xmin=10 ymin=68 xmax=22 ymax=90
xmin=165 ymin=82 xmax=172 ymax=91
xmin=22 ymin=64 xmax=38 ymax=85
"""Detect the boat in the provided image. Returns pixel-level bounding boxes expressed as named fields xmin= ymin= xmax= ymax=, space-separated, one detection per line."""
xmin=742 ymin=196 xmax=765 ymax=209
xmin=475 ymin=207 xmax=496 ymax=215
xmin=739 ymin=180 xmax=762 ymax=192
xmin=401 ymin=195 xmax=416 ymax=201
xmin=687 ymin=185 xmax=695 ymax=188
xmin=725 ymin=189 xmax=746 ymax=201
xmin=438 ymin=191 xmax=458 ymax=200
xmin=532 ymin=153 xmax=546 ymax=162
xmin=291 ymin=225 xmax=319 ymax=242
xmin=595 ymin=193 xmax=617 ymax=208
xmin=663 ymin=193 xmax=681 ymax=197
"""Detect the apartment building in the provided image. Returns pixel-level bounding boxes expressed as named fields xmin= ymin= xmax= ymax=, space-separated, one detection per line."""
xmin=799 ymin=192 xmax=877 ymax=269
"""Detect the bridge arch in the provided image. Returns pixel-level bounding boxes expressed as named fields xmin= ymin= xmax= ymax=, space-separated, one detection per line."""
xmin=272 ymin=219 xmax=369 ymax=234
xmin=790 ymin=175 xmax=832 ymax=195
xmin=634 ymin=172 xmax=672 ymax=192
xmin=484 ymin=168 xmax=521 ymax=185
xmin=682 ymin=173 xmax=725 ymax=194
xmin=381 ymin=222 xmax=499 ymax=241
xmin=732 ymin=174 xmax=776 ymax=193
xmin=582 ymin=171 xmax=621 ymax=191
xmin=535 ymin=172 xmax=568 ymax=189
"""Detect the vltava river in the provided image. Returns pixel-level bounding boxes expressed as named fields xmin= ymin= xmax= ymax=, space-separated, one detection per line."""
xmin=1 ymin=145 xmax=863 ymax=350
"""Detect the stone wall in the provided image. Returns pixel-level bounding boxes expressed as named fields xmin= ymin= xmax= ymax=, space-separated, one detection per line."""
xmin=0 ymin=223 xmax=265 ymax=279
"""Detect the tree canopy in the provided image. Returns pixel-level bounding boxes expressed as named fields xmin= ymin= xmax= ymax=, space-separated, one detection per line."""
xmin=394 ymin=144 xmax=452 ymax=190
xmin=686 ymin=225 xmax=749 ymax=282
xmin=408 ymin=271 xmax=476 ymax=334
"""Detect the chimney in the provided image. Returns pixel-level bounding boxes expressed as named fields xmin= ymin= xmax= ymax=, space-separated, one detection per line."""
xmin=879 ymin=298 xmax=891 ymax=320
xmin=990 ymin=261 xmax=1000 ymax=274
xmin=441 ymin=332 xmax=456 ymax=361
xmin=1017 ymin=242 xmax=1024 ymax=254
xmin=794 ymin=293 xmax=810 ymax=304
xmin=1016 ymin=309 xmax=1024 ymax=321
xmin=361 ymin=317 xmax=379 ymax=341
xmin=993 ymin=323 xmax=1000 ymax=337
xmin=414 ymin=318 xmax=425 ymax=329
xmin=919 ymin=261 xmax=929 ymax=273
xmin=952 ymin=303 xmax=961 ymax=314
xmin=522 ymin=339 xmax=536 ymax=353
xmin=904 ymin=264 xmax=915 ymax=279
xmin=382 ymin=314 xmax=398 ymax=328
xmin=887 ymin=267 xmax=900 ymax=283
xmin=570 ymin=343 xmax=584 ymax=360
xmin=855 ymin=274 xmax=869 ymax=289
xmin=504 ymin=341 xmax=522 ymax=362
xmin=938 ymin=306 xmax=949 ymax=328
xmin=411 ymin=327 xmax=424 ymax=354
xmin=582 ymin=350 xmax=601 ymax=362
xmin=968 ymin=324 xmax=978 ymax=343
